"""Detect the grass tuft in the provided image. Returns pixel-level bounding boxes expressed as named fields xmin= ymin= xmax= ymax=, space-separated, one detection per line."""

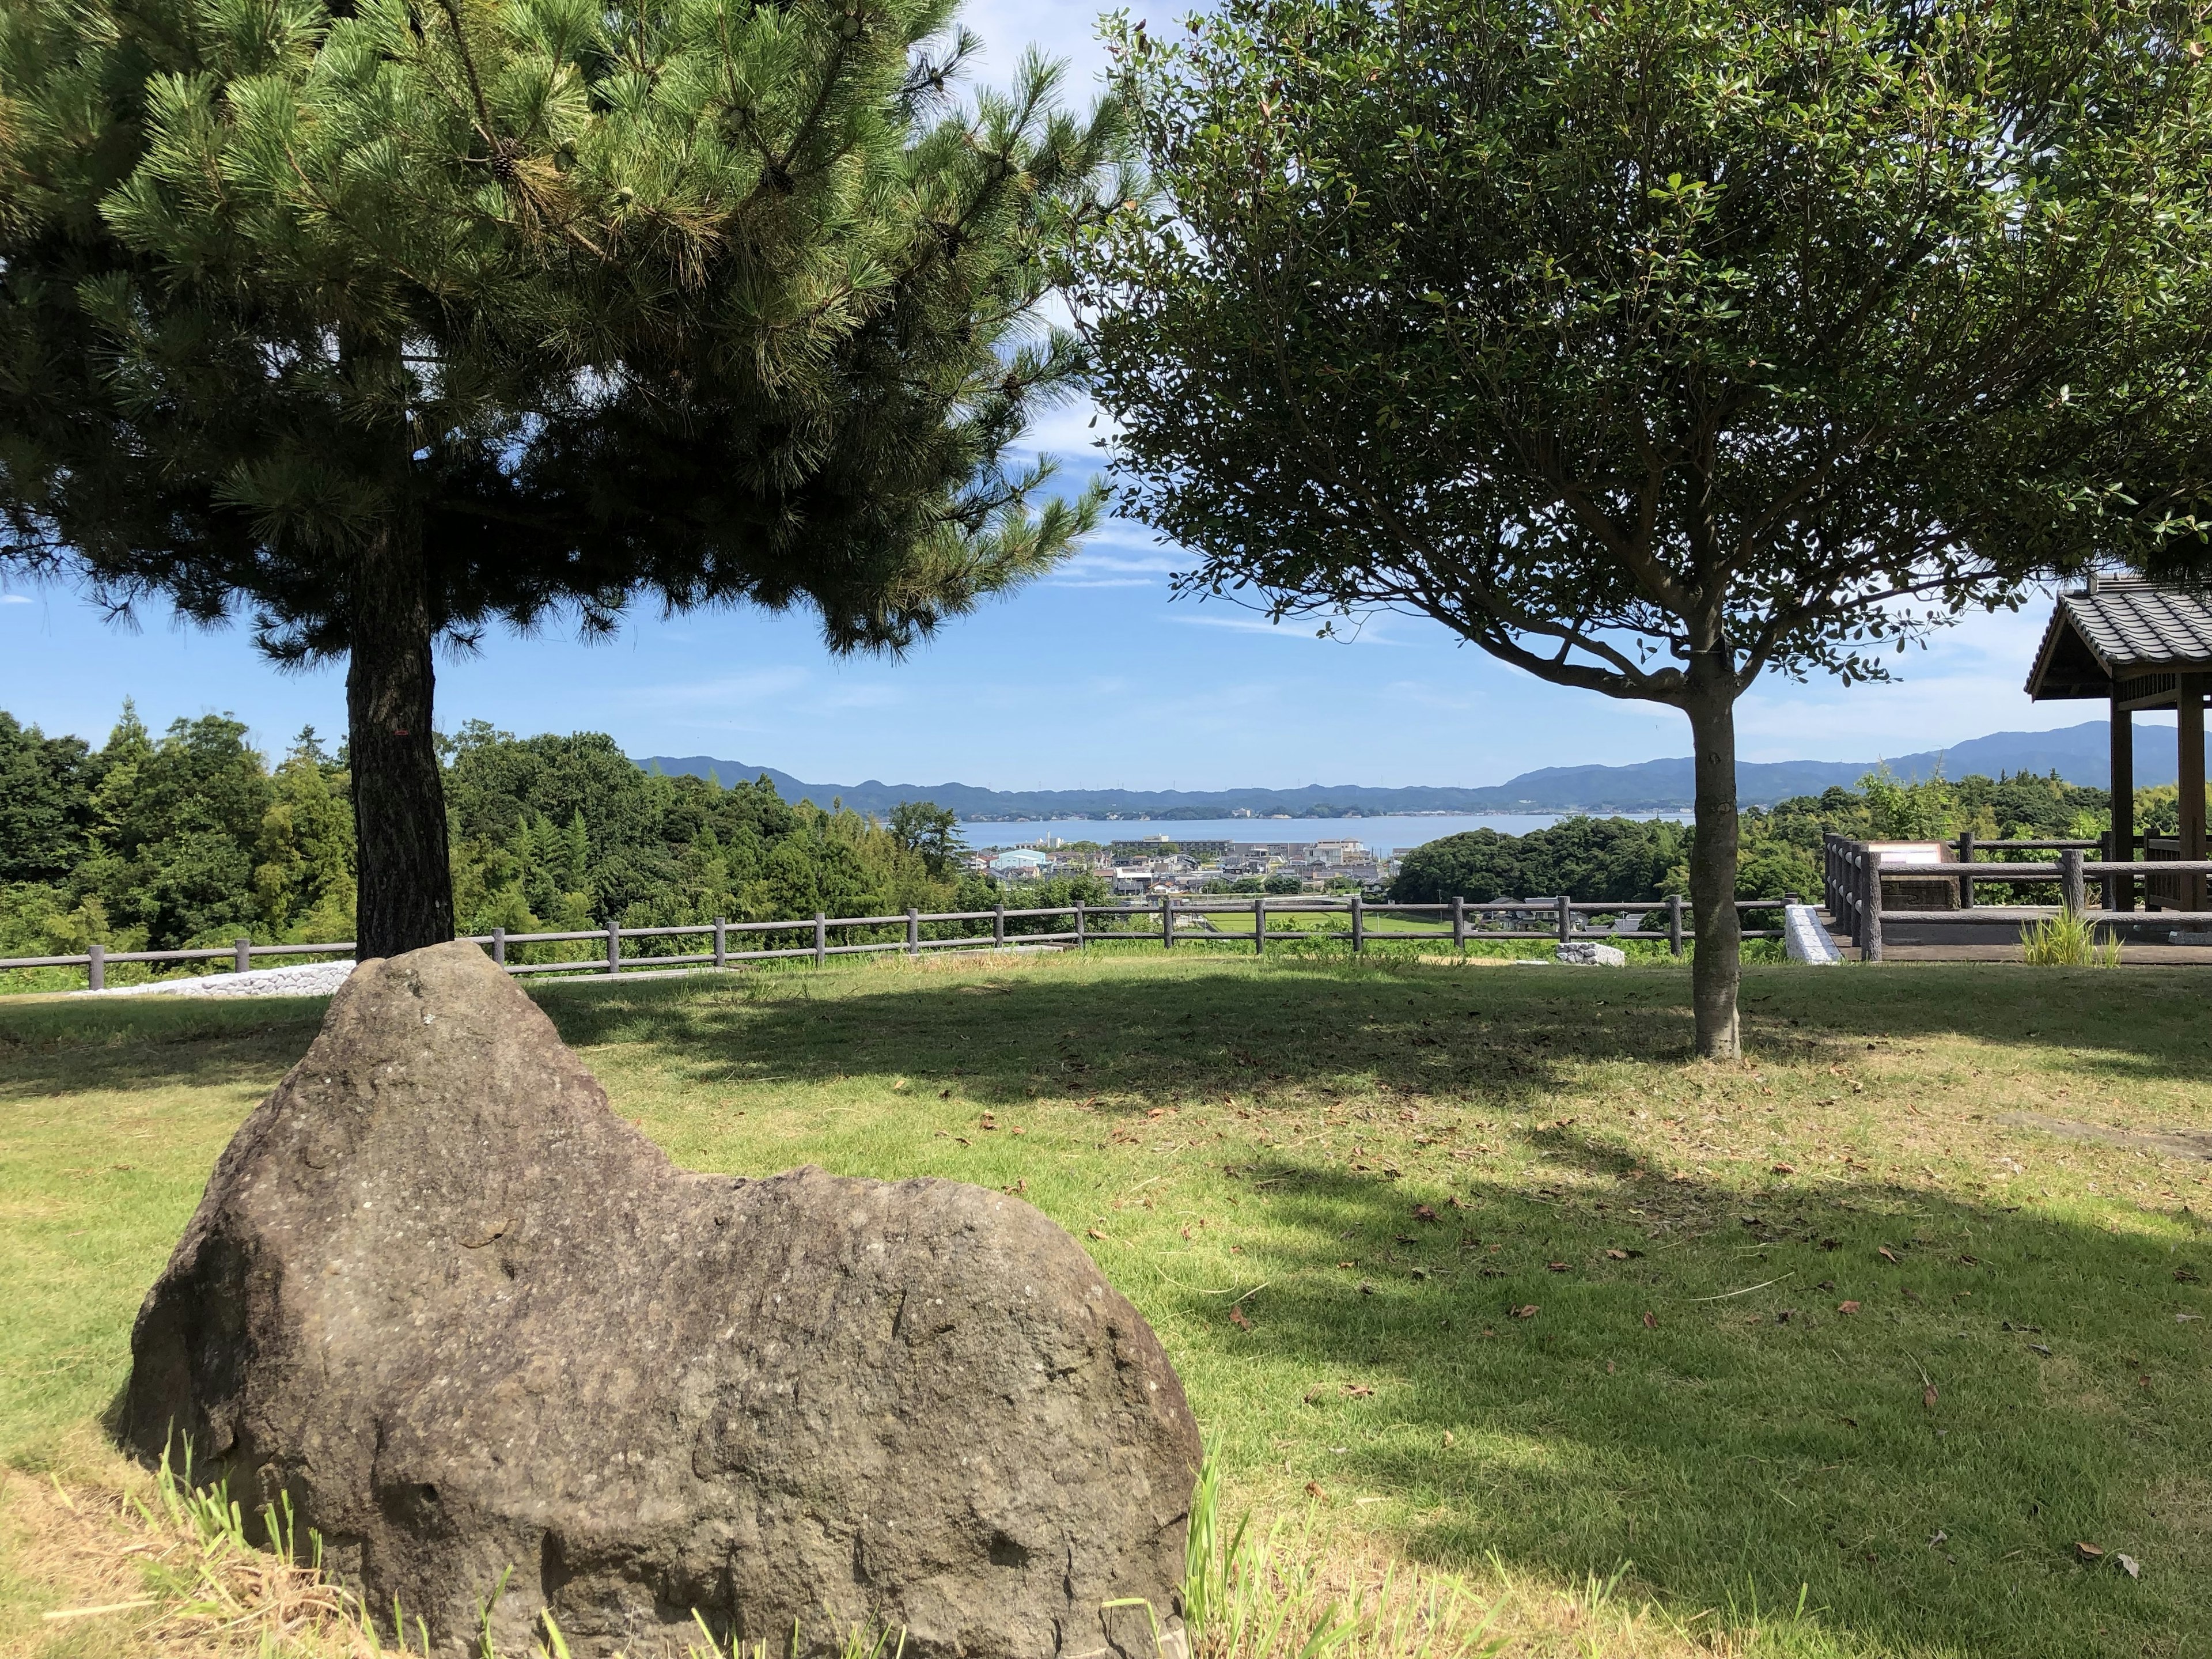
xmin=2020 ymin=910 xmax=2122 ymax=967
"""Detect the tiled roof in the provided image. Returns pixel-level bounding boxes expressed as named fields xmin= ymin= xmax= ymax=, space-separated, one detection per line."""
xmin=2025 ymin=581 xmax=2212 ymax=698
xmin=2058 ymin=583 xmax=2212 ymax=668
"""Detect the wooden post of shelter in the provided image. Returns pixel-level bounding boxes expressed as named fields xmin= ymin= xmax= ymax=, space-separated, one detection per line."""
xmin=2109 ymin=710 xmax=2135 ymax=912
xmin=2181 ymin=672 xmax=2207 ymax=914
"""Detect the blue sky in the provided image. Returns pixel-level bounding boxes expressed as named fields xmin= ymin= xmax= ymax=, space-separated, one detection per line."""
xmin=0 ymin=2 xmax=2119 ymax=791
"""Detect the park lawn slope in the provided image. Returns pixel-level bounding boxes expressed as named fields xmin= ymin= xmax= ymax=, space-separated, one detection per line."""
xmin=3 ymin=952 xmax=2209 ymax=1658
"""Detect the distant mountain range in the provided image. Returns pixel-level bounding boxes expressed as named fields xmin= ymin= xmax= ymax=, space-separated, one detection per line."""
xmin=641 ymin=721 xmax=2163 ymax=819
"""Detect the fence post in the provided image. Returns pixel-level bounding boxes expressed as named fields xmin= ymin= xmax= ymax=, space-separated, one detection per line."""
xmin=234 ymin=936 xmax=251 ymax=975
xmin=88 ymin=941 xmax=104 ymax=991
xmin=1555 ymin=895 xmax=1571 ymax=944
xmin=1162 ymin=894 xmax=1174 ymax=949
xmin=1958 ymin=830 xmax=1975 ymax=909
xmin=906 ymin=907 xmax=919 ymax=957
xmin=492 ymin=925 xmax=507 ymax=967
xmin=1074 ymin=900 xmax=1086 ymax=949
xmin=606 ymin=921 xmax=620 ymax=976
xmin=1452 ymin=894 xmax=1466 ymax=953
xmin=1668 ymin=894 xmax=1683 ymax=957
xmin=994 ymin=903 xmax=1006 ymax=946
xmin=815 ymin=912 xmax=827 ymax=967
xmin=1254 ymin=896 xmax=1265 ymax=956
xmin=2061 ymin=848 xmax=2087 ymax=916
xmin=713 ymin=917 xmax=726 ymax=969
xmin=1351 ymin=892 xmax=1365 ymax=953
xmin=1862 ymin=853 xmax=1884 ymax=963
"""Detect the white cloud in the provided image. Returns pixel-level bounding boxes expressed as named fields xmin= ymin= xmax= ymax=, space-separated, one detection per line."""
xmin=0 ymin=593 xmax=31 ymax=605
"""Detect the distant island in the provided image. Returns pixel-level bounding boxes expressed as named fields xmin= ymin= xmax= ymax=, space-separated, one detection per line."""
xmin=642 ymin=719 xmax=2154 ymax=819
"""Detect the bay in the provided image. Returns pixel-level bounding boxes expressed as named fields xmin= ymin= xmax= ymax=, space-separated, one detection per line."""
xmin=960 ymin=812 xmax=1691 ymax=857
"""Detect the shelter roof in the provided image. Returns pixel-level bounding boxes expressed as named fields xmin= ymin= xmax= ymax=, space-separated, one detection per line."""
xmin=2025 ymin=581 xmax=2212 ymax=700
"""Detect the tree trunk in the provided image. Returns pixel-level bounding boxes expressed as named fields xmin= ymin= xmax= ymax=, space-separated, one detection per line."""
xmin=347 ymin=513 xmax=454 ymax=959
xmin=1683 ymin=682 xmax=1741 ymax=1060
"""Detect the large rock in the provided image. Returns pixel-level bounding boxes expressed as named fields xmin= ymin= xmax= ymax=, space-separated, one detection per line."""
xmin=123 ymin=943 xmax=1200 ymax=1658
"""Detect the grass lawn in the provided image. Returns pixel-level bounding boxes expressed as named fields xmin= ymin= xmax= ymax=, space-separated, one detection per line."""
xmin=3 ymin=948 xmax=2209 ymax=1658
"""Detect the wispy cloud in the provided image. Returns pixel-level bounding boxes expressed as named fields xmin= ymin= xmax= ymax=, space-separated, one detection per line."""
xmin=615 ymin=666 xmax=812 ymax=711
xmin=1163 ymin=613 xmax=1307 ymax=636
xmin=0 ymin=593 xmax=31 ymax=605
xmin=819 ymin=683 xmax=907 ymax=711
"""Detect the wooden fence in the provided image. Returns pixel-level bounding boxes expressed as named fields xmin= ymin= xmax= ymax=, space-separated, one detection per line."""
xmin=0 ymin=892 xmax=1793 ymax=992
xmin=1823 ymin=832 xmax=2212 ymax=961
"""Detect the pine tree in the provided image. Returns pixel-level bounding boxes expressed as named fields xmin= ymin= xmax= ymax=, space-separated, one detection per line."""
xmin=0 ymin=0 xmax=1128 ymax=956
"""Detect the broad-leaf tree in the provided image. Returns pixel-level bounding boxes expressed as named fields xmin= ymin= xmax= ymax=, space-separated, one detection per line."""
xmin=0 ymin=0 xmax=1125 ymax=956
xmin=1074 ymin=0 xmax=2212 ymax=1054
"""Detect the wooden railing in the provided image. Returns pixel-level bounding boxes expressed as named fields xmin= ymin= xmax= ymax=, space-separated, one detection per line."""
xmin=1 ymin=892 xmax=1796 ymax=993
xmin=1823 ymin=832 xmax=2212 ymax=960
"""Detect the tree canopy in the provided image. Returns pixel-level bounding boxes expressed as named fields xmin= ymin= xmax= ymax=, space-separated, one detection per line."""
xmin=1074 ymin=0 xmax=2212 ymax=1053
xmin=0 ymin=0 xmax=1126 ymax=955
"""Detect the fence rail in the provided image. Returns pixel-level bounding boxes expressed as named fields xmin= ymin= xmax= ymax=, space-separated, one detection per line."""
xmin=1 ymin=891 xmax=1796 ymax=992
xmin=1822 ymin=831 xmax=2212 ymax=960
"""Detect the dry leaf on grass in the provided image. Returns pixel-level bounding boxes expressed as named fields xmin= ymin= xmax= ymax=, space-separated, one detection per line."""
xmin=1838 ymin=1300 xmax=1862 ymax=1314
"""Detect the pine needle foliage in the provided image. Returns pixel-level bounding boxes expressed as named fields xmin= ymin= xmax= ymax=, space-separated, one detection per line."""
xmin=0 ymin=0 xmax=1130 ymax=950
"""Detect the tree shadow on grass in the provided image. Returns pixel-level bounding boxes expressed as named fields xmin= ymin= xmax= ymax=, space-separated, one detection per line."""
xmin=532 ymin=956 xmax=2212 ymax=1109
xmin=1183 ymin=1145 xmax=2209 ymax=1659
xmin=0 ymin=997 xmax=327 ymax=1102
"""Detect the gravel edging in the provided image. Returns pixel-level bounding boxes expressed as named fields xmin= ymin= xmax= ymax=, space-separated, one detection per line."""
xmin=70 ymin=959 xmax=358 ymax=999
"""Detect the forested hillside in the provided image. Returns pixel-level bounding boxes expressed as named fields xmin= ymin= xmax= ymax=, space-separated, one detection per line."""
xmin=0 ymin=708 xmax=1103 ymax=963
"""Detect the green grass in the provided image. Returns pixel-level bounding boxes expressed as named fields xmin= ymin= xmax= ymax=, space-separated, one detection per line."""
xmin=4 ymin=950 xmax=2209 ymax=1658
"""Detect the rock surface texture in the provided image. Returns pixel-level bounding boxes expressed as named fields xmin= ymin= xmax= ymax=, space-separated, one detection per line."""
xmin=125 ymin=942 xmax=1200 ymax=1658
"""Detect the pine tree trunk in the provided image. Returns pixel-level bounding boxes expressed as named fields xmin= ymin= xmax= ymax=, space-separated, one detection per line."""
xmin=347 ymin=513 xmax=454 ymax=959
xmin=1683 ymin=678 xmax=1741 ymax=1060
